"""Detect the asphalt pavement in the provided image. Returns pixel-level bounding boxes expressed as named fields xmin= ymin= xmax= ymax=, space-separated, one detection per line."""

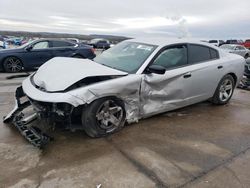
xmin=0 ymin=72 xmax=250 ymax=188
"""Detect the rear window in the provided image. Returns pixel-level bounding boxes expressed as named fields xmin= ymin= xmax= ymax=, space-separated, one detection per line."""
xmin=52 ymin=41 xmax=75 ymax=47
xmin=189 ymin=44 xmax=211 ymax=63
xmin=98 ymin=40 xmax=108 ymax=43
xmin=209 ymin=40 xmax=217 ymax=43
xmin=210 ymin=48 xmax=219 ymax=59
xmin=189 ymin=44 xmax=219 ymax=63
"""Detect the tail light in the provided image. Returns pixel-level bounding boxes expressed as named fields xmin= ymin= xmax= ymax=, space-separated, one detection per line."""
xmin=91 ymin=48 xmax=95 ymax=54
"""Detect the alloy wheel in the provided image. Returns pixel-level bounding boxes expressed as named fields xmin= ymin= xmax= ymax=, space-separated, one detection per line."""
xmin=219 ymin=79 xmax=233 ymax=102
xmin=5 ymin=57 xmax=22 ymax=72
xmin=96 ymin=100 xmax=124 ymax=133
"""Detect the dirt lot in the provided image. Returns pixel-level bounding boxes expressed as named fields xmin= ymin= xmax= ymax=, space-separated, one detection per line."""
xmin=1 ymin=72 xmax=250 ymax=188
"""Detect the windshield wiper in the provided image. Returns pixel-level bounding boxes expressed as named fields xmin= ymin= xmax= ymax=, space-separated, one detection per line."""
xmin=100 ymin=63 xmax=117 ymax=70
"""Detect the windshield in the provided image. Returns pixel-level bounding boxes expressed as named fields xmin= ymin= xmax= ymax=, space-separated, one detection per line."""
xmin=94 ymin=41 xmax=157 ymax=73
xmin=220 ymin=44 xmax=235 ymax=50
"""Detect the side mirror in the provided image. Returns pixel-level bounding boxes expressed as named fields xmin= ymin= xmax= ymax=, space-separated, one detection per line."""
xmin=146 ymin=65 xmax=166 ymax=75
xmin=25 ymin=46 xmax=33 ymax=51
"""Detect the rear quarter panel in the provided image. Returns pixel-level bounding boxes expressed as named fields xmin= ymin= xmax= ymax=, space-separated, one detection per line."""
xmin=220 ymin=51 xmax=245 ymax=86
xmin=76 ymin=47 xmax=96 ymax=59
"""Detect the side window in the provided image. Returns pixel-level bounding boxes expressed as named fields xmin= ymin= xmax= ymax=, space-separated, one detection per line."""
xmin=189 ymin=44 xmax=211 ymax=63
xmin=33 ymin=41 xmax=49 ymax=49
xmin=237 ymin=46 xmax=244 ymax=50
xmin=52 ymin=41 xmax=75 ymax=47
xmin=153 ymin=45 xmax=188 ymax=69
xmin=210 ymin=48 xmax=219 ymax=59
xmin=98 ymin=40 xmax=107 ymax=44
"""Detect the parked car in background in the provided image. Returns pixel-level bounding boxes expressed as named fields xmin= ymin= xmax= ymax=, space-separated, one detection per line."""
xmin=0 ymin=39 xmax=96 ymax=72
xmin=89 ymin=38 xmax=110 ymax=49
xmin=13 ymin=38 xmax=22 ymax=46
xmin=225 ymin=39 xmax=244 ymax=45
xmin=4 ymin=38 xmax=245 ymax=147
xmin=209 ymin=40 xmax=225 ymax=46
xmin=238 ymin=58 xmax=250 ymax=89
xmin=0 ymin=36 xmax=5 ymax=49
xmin=244 ymin=59 xmax=250 ymax=78
xmin=0 ymin=41 xmax=4 ymax=49
xmin=220 ymin=44 xmax=249 ymax=59
xmin=243 ymin=39 xmax=250 ymax=49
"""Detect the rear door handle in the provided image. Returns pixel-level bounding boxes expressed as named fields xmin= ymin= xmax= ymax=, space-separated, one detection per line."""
xmin=183 ymin=72 xmax=192 ymax=78
xmin=218 ymin=65 xmax=223 ymax=69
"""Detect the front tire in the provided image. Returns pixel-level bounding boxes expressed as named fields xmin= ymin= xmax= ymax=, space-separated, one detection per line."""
xmin=211 ymin=75 xmax=235 ymax=105
xmin=244 ymin=54 xmax=249 ymax=59
xmin=81 ymin=97 xmax=126 ymax=138
xmin=3 ymin=56 xmax=23 ymax=73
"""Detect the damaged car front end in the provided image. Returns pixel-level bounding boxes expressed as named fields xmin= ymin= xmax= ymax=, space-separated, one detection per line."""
xmin=3 ymin=55 xmax=140 ymax=148
xmin=3 ymin=39 xmax=245 ymax=148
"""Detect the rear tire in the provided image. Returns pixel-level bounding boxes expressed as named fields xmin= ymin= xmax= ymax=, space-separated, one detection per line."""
xmin=81 ymin=97 xmax=126 ymax=138
xmin=211 ymin=75 xmax=235 ymax=105
xmin=3 ymin=56 xmax=23 ymax=73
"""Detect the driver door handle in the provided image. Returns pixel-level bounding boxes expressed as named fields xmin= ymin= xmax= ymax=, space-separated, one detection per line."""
xmin=183 ymin=72 xmax=192 ymax=78
xmin=218 ymin=65 xmax=223 ymax=69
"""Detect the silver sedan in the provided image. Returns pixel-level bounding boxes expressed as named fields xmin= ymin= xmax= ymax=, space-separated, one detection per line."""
xmin=4 ymin=38 xmax=245 ymax=147
xmin=220 ymin=44 xmax=250 ymax=59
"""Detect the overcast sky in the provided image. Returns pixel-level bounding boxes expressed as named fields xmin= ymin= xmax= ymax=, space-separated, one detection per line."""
xmin=0 ymin=0 xmax=249 ymax=39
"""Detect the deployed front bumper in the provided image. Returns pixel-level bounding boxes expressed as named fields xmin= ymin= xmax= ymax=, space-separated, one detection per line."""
xmin=3 ymin=77 xmax=83 ymax=148
xmin=3 ymin=86 xmax=52 ymax=148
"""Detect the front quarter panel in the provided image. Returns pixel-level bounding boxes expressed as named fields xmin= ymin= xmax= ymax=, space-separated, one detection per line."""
xmin=68 ymin=74 xmax=142 ymax=123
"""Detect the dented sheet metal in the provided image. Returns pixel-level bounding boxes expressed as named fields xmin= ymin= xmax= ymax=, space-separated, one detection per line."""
xmin=34 ymin=57 xmax=127 ymax=92
xmin=68 ymin=74 xmax=142 ymax=123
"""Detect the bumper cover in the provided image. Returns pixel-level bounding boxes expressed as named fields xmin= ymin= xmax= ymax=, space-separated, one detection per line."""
xmin=3 ymin=86 xmax=52 ymax=148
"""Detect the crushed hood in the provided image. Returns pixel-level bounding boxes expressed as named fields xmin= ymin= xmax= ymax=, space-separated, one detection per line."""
xmin=33 ymin=57 xmax=128 ymax=92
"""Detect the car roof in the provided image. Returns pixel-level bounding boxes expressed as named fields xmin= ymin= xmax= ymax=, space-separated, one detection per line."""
xmin=127 ymin=37 xmax=216 ymax=48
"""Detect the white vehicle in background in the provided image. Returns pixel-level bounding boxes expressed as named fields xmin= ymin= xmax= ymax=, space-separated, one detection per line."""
xmin=220 ymin=44 xmax=250 ymax=59
xmin=209 ymin=40 xmax=224 ymax=47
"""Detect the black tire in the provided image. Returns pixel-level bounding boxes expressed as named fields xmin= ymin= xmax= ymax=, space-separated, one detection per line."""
xmin=3 ymin=56 xmax=23 ymax=73
xmin=211 ymin=74 xmax=235 ymax=105
xmin=81 ymin=97 xmax=126 ymax=138
xmin=244 ymin=54 xmax=249 ymax=59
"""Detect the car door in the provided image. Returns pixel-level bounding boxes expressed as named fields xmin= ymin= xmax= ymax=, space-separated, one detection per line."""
xmin=140 ymin=44 xmax=191 ymax=116
xmin=50 ymin=40 xmax=75 ymax=57
xmin=183 ymin=44 xmax=224 ymax=105
xmin=140 ymin=44 xmax=223 ymax=117
xmin=23 ymin=40 xmax=53 ymax=67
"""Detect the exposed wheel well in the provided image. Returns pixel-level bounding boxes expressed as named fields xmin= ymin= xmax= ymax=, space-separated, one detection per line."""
xmin=3 ymin=56 xmax=23 ymax=64
xmin=74 ymin=96 xmax=125 ymax=117
xmin=227 ymin=73 xmax=237 ymax=85
xmin=90 ymin=96 xmax=124 ymax=106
